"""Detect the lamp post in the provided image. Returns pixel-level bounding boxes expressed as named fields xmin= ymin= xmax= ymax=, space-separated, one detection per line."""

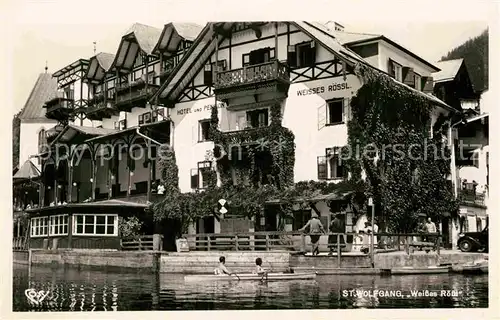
xmin=368 ymin=197 xmax=375 ymax=268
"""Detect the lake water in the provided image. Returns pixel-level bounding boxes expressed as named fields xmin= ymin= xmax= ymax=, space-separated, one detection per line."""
xmin=13 ymin=264 xmax=488 ymax=311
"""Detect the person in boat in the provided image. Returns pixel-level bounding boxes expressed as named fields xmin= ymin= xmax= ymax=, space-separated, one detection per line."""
xmin=299 ymin=212 xmax=325 ymax=256
xmin=214 ymin=256 xmax=231 ymax=275
xmin=253 ymin=257 xmax=267 ymax=276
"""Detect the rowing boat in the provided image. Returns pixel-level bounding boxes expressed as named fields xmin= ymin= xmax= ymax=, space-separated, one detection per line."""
xmin=390 ymin=266 xmax=450 ymax=275
xmin=184 ymin=272 xmax=316 ymax=282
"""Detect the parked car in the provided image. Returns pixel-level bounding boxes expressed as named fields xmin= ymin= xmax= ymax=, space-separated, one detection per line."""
xmin=457 ymin=225 xmax=488 ymax=253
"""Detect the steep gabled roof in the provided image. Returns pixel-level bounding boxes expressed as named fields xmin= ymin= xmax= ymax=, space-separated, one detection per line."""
xmin=95 ymin=52 xmax=115 ymax=71
xmin=152 ymin=21 xmax=454 ymax=113
xmin=125 ymin=23 xmax=163 ymax=55
xmin=18 ymin=73 xmax=58 ymax=121
xmin=153 ymin=22 xmax=204 ymax=55
xmin=110 ymin=23 xmax=162 ymax=71
xmin=433 ymin=59 xmax=464 ymax=83
xmin=85 ymin=52 xmax=115 ymax=81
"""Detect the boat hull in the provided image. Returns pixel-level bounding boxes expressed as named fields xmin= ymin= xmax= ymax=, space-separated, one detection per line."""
xmin=390 ymin=266 xmax=450 ymax=275
xmin=184 ymin=272 xmax=316 ymax=282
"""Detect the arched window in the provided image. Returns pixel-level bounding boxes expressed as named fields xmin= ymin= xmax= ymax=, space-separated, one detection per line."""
xmin=38 ymin=129 xmax=47 ymax=153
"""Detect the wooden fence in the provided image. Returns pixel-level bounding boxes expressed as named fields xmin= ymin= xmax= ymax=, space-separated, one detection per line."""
xmin=13 ymin=237 xmax=29 ymax=250
xmin=181 ymin=231 xmax=442 ymax=255
xmin=120 ymin=235 xmax=161 ymax=251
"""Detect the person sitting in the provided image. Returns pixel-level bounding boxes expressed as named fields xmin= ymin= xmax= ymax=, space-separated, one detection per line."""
xmin=214 ymin=256 xmax=231 ymax=275
xmin=253 ymin=257 xmax=266 ymax=275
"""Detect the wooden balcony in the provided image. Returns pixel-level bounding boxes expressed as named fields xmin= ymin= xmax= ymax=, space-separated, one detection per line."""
xmin=44 ymin=98 xmax=74 ymax=121
xmin=214 ymin=60 xmax=290 ymax=100
xmin=115 ymin=80 xmax=160 ymax=111
xmin=86 ymin=93 xmax=119 ymax=121
xmin=458 ymin=189 xmax=486 ymax=207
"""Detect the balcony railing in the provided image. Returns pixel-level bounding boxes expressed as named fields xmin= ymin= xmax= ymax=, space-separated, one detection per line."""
xmin=44 ymin=98 xmax=74 ymax=121
xmin=115 ymin=80 xmax=159 ymax=109
xmin=215 ymin=60 xmax=290 ymax=90
xmin=86 ymin=91 xmax=118 ymax=121
xmin=458 ymin=188 xmax=486 ymax=206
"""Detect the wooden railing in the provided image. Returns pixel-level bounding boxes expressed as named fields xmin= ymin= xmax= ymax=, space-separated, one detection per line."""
xmin=181 ymin=231 xmax=442 ymax=255
xmin=215 ymin=60 xmax=289 ymax=89
xmin=45 ymin=98 xmax=74 ymax=113
xmin=13 ymin=237 xmax=29 ymax=250
xmin=115 ymin=84 xmax=159 ymax=106
xmin=120 ymin=235 xmax=160 ymax=251
xmin=458 ymin=189 xmax=486 ymax=206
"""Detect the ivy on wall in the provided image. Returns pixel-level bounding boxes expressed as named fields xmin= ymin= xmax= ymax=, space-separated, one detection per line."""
xmin=341 ymin=64 xmax=459 ymax=232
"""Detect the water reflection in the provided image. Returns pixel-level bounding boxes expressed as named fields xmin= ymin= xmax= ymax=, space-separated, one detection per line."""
xmin=13 ymin=264 xmax=488 ymax=311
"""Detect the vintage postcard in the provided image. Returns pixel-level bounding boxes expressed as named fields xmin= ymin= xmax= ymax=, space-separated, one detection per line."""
xmin=4 ymin=0 xmax=496 ymax=318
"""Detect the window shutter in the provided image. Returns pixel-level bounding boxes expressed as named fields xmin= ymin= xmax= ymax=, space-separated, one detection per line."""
xmin=243 ymin=54 xmax=250 ymax=67
xmin=204 ymin=64 xmax=213 ymax=86
xmin=287 ymin=45 xmax=297 ymax=68
xmin=422 ymin=76 xmax=434 ymax=93
xmin=387 ymin=59 xmax=395 ymax=78
xmin=138 ymin=114 xmax=144 ymax=125
xmin=317 ymin=103 xmax=327 ymax=130
xmin=402 ymin=67 xmax=415 ymax=87
xmin=190 ymin=169 xmax=199 ymax=189
xmin=192 ymin=125 xmax=196 ymax=144
xmin=343 ymin=98 xmax=351 ymax=122
xmin=317 ymin=156 xmax=327 ymax=180
xmin=310 ymin=41 xmax=317 ymax=65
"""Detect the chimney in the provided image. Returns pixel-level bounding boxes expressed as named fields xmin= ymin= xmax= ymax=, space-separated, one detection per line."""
xmin=325 ymin=21 xmax=344 ymax=32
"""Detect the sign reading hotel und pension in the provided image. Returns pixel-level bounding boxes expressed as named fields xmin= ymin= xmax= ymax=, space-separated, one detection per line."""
xmin=177 ymin=102 xmax=226 ymax=115
xmin=296 ymin=81 xmax=351 ymax=97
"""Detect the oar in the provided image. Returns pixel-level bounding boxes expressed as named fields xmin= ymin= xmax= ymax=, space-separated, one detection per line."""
xmin=231 ymin=273 xmax=240 ymax=281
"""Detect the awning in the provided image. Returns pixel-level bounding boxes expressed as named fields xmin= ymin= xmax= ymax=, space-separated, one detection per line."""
xmin=265 ymin=191 xmax=352 ymax=205
xmin=85 ymin=119 xmax=171 ymax=144
xmin=26 ymin=198 xmax=148 ymax=215
xmin=13 ymin=160 xmax=40 ymax=180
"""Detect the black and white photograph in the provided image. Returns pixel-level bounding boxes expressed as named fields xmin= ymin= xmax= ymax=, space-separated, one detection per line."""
xmin=4 ymin=0 xmax=496 ymax=316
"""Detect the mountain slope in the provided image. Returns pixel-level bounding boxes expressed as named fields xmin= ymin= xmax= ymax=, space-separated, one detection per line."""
xmin=440 ymin=29 xmax=488 ymax=92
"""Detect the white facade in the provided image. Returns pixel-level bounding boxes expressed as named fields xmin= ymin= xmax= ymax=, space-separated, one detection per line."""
xmin=19 ymin=120 xmax=56 ymax=170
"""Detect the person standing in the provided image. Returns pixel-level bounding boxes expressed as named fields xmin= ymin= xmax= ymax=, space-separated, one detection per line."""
xmin=425 ymin=217 xmax=437 ymax=247
xmin=299 ymin=213 xmax=325 ymax=256
xmin=328 ymin=214 xmax=345 ymax=255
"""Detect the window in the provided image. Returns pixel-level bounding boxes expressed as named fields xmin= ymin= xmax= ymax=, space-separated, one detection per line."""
xmin=327 ymin=99 xmax=344 ymax=125
xmin=134 ymin=53 xmax=144 ymax=68
xmin=63 ymin=83 xmax=75 ymax=100
xmin=326 ymin=147 xmax=345 ymax=179
xmin=199 ymin=119 xmax=211 ymax=142
xmin=114 ymin=119 xmax=127 ymax=130
xmin=73 ymin=214 xmax=118 ymax=236
xmin=243 ymin=48 xmax=275 ymax=67
xmin=30 ymin=217 xmax=48 ymax=237
xmin=38 ymin=129 xmax=47 ymax=153
xmin=246 ymin=109 xmax=269 ymax=128
xmin=204 ymin=60 xmax=227 ymax=86
xmin=296 ymin=41 xmax=316 ymax=68
xmin=318 ymin=148 xmax=346 ymax=180
xmin=49 ymin=214 xmax=69 ymax=236
xmin=414 ymin=73 xmax=422 ymax=91
xmin=152 ymin=108 xmax=165 ymax=122
xmin=190 ymin=161 xmax=212 ymax=189
xmin=388 ymin=59 xmax=403 ymax=81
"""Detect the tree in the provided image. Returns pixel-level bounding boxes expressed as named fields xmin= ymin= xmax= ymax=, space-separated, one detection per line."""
xmin=342 ymin=64 xmax=459 ymax=232
xmin=12 ymin=112 xmax=21 ymax=169
xmin=441 ymin=29 xmax=488 ymax=92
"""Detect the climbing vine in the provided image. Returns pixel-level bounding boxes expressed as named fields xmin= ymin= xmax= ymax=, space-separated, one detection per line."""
xmin=342 ymin=64 xmax=459 ymax=232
